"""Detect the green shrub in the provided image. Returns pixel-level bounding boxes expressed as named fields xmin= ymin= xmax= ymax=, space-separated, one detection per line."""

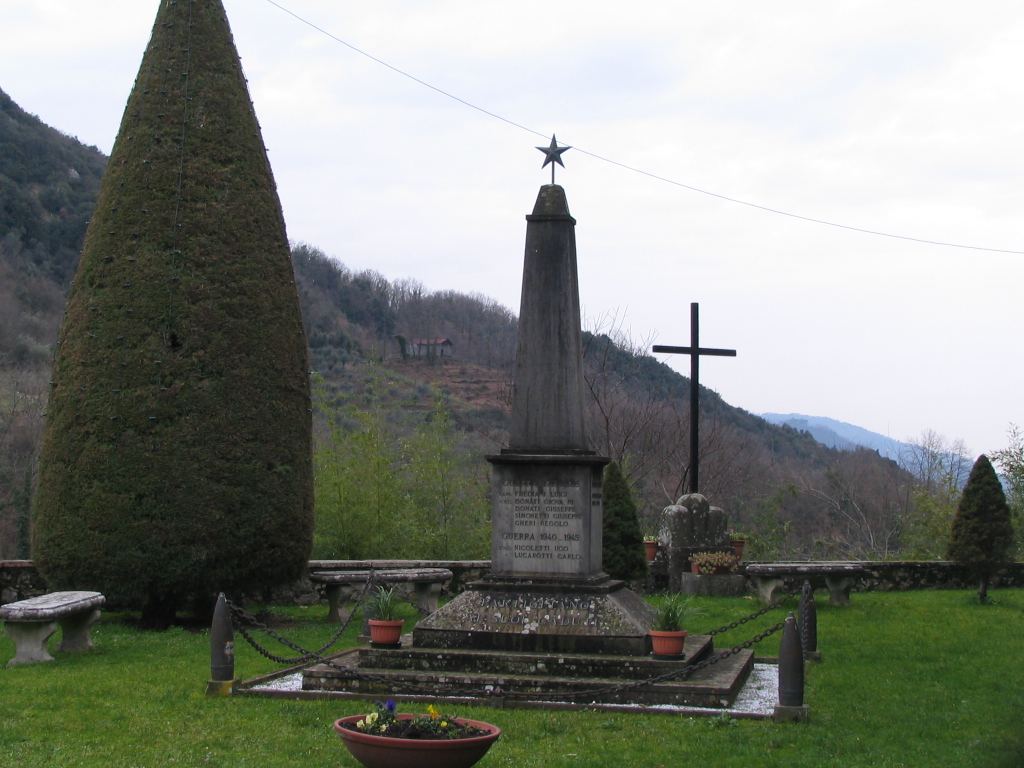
xmin=601 ymin=461 xmax=646 ymax=580
xmin=947 ymin=454 xmax=1014 ymax=601
xmin=312 ymin=373 xmax=489 ymax=560
xmin=32 ymin=0 xmax=313 ymax=626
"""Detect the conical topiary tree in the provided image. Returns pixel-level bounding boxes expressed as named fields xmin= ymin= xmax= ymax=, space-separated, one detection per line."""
xmin=602 ymin=462 xmax=647 ymax=580
xmin=33 ymin=0 xmax=313 ymax=627
xmin=947 ymin=455 xmax=1014 ymax=601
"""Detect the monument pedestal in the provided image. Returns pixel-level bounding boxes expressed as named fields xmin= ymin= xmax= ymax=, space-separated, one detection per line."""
xmin=408 ymin=450 xmax=653 ymax=655
xmin=413 ymin=576 xmax=654 ymax=655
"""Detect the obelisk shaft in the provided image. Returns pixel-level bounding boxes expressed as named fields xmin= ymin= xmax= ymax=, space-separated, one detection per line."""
xmin=508 ymin=185 xmax=588 ymax=452
xmin=414 ymin=183 xmax=653 ymax=655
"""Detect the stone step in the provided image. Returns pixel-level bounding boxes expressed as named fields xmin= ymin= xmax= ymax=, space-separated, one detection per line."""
xmin=302 ymin=648 xmax=754 ymax=708
xmin=357 ymin=635 xmax=714 ymax=680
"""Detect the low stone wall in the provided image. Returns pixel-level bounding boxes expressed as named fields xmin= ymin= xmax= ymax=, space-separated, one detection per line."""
xmin=735 ymin=560 xmax=1024 ymax=597
xmin=0 ymin=561 xmax=49 ymax=605
xmin=648 ymin=558 xmax=1024 ymax=596
xmin=6 ymin=559 xmax=1019 ymax=607
xmin=0 ymin=560 xmax=491 ymax=608
xmin=853 ymin=561 xmax=1024 ymax=591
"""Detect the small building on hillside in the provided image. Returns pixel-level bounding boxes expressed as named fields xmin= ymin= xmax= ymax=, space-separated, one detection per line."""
xmin=410 ymin=338 xmax=454 ymax=358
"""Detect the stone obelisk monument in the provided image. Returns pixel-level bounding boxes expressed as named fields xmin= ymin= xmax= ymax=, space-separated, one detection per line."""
xmin=414 ymin=141 xmax=653 ymax=654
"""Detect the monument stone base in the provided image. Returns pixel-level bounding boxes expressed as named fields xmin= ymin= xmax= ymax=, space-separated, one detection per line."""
xmin=302 ymin=635 xmax=755 ymax=708
xmin=412 ymin=577 xmax=655 ymax=655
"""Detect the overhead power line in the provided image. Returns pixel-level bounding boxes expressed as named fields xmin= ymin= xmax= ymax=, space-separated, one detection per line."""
xmin=264 ymin=0 xmax=1024 ymax=256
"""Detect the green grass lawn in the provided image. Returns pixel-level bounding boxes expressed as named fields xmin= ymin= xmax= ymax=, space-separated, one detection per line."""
xmin=1 ymin=590 xmax=1022 ymax=768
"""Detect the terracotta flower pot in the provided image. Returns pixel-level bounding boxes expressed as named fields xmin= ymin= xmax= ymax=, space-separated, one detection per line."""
xmin=334 ymin=714 xmax=502 ymax=768
xmin=649 ymin=629 xmax=687 ymax=656
xmin=730 ymin=539 xmax=746 ymax=561
xmin=644 ymin=540 xmax=660 ymax=561
xmin=368 ymin=619 xmax=404 ymax=645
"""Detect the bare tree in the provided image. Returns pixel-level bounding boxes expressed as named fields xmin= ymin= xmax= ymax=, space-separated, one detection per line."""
xmin=897 ymin=430 xmax=972 ymax=559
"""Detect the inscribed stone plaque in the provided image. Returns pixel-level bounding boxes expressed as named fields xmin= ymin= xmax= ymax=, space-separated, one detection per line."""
xmin=489 ymin=459 xmax=604 ymax=578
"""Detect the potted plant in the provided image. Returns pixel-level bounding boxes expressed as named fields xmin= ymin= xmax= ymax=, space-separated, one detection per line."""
xmin=643 ymin=537 xmax=660 ymax=562
xmin=641 ymin=514 xmax=664 ymax=562
xmin=334 ymin=700 xmax=502 ymax=768
xmin=690 ymin=550 xmax=739 ymax=575
xmin=365 ymin=586 xmax=404 ymax=646
xmin=729 ymin=533 xmax=747 ymax=561
xmin=649 ymin=595 xmax=705 ymax=657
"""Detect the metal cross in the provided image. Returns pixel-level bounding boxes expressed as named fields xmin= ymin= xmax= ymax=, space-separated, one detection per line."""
xmin=536 ymin=134 xmax=570 ymax=184
xmin=652 ymin=302 xmax=736 ymax=495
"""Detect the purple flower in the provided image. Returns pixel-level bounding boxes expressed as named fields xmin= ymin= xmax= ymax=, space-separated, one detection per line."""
xmin=385 ymin=699 xmax=397 ymax=713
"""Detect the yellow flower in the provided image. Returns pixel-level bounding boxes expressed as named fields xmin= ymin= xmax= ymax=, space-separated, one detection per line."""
xmin=427 ymin=705 xmax=440 ymax=719
xmin=356 ymin=719 xmax=365 ymax=729
xmin=441 ymin=721 xmax=448 ymax=727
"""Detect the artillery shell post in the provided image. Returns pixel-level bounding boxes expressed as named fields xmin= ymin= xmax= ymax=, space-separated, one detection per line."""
xmin=206 ymin=593 xmax=239 ymax=696
xmin=773 ymin=612 xmax=809 ymax=723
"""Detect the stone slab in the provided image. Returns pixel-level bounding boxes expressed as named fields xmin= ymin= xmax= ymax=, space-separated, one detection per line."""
xmin=309 ymin=569 xmax=453 ymax=585
xmin=0 ymin=591 xmax=105 ymax=621
xmin=311 ymin=569 xmax=452 ymax=623
xmin=745 ymin=563 xmax=866 ymax=605
xmin=302 ymin=646 xmax=754 ymax=708
xmin=358 ymin=635 xmax=714 ymax=679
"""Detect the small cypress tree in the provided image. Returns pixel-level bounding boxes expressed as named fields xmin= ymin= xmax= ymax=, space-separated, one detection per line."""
xmin=947 ymin=455 xmax=1014 ymax=601
xmin=602 ymin=461 xmax=647 ymax=581
xmin=33 ymin=0 xmax=313 ymax=627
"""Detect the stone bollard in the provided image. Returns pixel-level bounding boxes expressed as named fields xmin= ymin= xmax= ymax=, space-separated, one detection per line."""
xmin=773 ymin=612 xmax=809 ymax=723
xmin=798 ymin=580 xmax=820 ymax=662
xmin=206 ymin=593 xmax=240 ymax=697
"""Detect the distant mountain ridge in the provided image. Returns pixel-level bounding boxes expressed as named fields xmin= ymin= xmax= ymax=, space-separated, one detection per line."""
xmin=760 ymin=413 xmax=912 ymax=462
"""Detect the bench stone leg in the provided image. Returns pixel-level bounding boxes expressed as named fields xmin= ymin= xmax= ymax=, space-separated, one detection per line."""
xmin=5 ymin=620 xmax=58 ymax=666
xmin=57 ymin=607 xmax=102 ymax=653
xmin=824 ymin=576 xmax=855 ymax=606
xmin=413 ymin=582 xmax=443 ymax=617
xmin=324 ymin=585 xmax=356 ymax=623
xmin=753 ymin=576 xmax=787 ymax=605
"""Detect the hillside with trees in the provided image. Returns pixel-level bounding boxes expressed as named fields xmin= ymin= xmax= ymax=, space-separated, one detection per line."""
xmin=3 ymin=86 xmax=1011 ymax=565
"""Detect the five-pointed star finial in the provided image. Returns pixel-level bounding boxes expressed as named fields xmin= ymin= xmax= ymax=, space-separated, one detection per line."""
xmin=536 ymin=134 xmax=571 ymax=183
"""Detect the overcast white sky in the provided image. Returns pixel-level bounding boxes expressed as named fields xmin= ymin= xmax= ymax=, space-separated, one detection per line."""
xmin=2 ymin=0 xmax=1023 ymax=457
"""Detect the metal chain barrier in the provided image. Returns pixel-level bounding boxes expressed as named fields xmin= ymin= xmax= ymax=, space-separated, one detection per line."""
xmin=231 ymin=604 xmax=788 ymax=702
xmin=500 ymin=619 xmax=786 ymax=702
xmin=231 ymin=608 xmax=476 ymax=696
xmin=706 ymin=586 xmax=800 ymax=636
xmin=225 ymin=578 xmax=796 ymax=702
xmin=227 ymin=568 xmax=378 ymax=665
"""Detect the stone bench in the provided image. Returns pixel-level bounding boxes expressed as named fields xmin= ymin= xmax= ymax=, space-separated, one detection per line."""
xmin=310 ymin=568 xmax=454 ymax=623
xmin=744 ymin=562 xmax=867 ymax=606
xmin=0 ymin=591 xmax=105 ymax=666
